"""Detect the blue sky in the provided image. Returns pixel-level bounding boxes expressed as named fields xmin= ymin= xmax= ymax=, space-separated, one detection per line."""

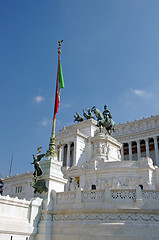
xmin=1 ymin=0 xmax=159 ymax=177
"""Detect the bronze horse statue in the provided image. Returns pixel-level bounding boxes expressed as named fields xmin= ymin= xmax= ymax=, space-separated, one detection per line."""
xmin=92 ymin=106 xmax=115 ymax=135
xmin=83 ymin=108 xmax=95 ymax=120
xmin=74 ymin=112 xmax=84 ymax=122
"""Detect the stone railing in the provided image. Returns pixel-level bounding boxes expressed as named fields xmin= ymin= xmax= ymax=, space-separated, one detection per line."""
xmin=56 ymin=190 xmax=105 ymax=204
xmin=82 ymin=190 xmax=104 ymax=202
xmin=56 ymin=191 xmax=76 ymax=203
xmin=111 ymin=190 xmax=136 ymax=201
xmin=142 ymin=190 xmax=159 ymax=201
xmin=56 ymin=188 xmax=159 ymax=205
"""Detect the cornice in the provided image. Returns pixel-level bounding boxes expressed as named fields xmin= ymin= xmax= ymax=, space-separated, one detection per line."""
xmin=56 ymin=129 xmax=88 ymax=142
xmin=56 ymin=119 xmax=98 ymax=138
xmin=115 ymin=129 xmax=159 ymax=142
xmin=113 ymin=115 xmax=159 ymax=140
xmin=116 ymin=115 xmax=159 ymax=127
xmin=4 ymin=172 xmax=33 ymax=181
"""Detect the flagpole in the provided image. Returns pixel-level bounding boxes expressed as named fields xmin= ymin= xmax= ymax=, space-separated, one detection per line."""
xmin=46 ymin=40 xmax=63 ymax=157
xmin=9 ymin=152 xmax=13 ymax=177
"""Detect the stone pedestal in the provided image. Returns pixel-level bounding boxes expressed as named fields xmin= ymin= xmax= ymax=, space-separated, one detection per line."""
xmin=40 ymin=156 xmax=66 ymax=193
xmin=35 ymin=156 xmax=66 ymax=240
xmin=90 ymin=132 xmax=122 ymax=164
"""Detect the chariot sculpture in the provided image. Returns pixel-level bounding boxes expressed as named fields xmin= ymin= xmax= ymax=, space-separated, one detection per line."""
xmin=74 ymin=105 xmax=115 ymax=135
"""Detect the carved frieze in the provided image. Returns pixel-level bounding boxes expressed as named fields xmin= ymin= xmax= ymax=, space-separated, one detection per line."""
xmin=53 ymin=213 xmax=159 ymax=223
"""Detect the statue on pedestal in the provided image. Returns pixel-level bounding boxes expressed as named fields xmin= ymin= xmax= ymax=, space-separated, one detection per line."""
xmin=30 ymin=147 xmax=48 ymax=194
xmin=92 ymin=106 xmax=115 ymax=135
xmin=103 ymin=105 xmax=112 ymax=122
xmin=32 ymin=153 xmax=45 ymax=179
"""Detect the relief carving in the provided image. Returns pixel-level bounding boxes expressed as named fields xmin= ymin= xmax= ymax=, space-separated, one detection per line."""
xmin=84 ymin=176 xmax=146 ymax=191
xmin=53 ymin=213 xmax=159 ymax=223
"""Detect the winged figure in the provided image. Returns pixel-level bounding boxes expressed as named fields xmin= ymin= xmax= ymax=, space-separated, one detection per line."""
xmin=31 ymin=153 xmax=45 ymax=178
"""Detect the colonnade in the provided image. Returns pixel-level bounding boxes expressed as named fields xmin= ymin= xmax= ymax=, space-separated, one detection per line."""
xmin=57 ymin=137 xmax=159 ymax=167
xmin=57 ymin=142 xmax=75 ymax=168
xmin=121 ymin=136 xmax=159 ymax=166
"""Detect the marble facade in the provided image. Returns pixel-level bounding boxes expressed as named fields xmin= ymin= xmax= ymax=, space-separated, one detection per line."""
xmin=1 ymin=116 xmax=159 ymax=239
xmin=113 ymin=115 xmax=159 ymax=166
xmin=2 ymin=172 xmax=34 ymax=200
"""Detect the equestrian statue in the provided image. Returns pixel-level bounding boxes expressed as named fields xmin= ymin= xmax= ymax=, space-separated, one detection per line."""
xmin=74 ymin=105 xmax=115 ymax=135
xmin=92 ymin=105 xmax=115 ymax=135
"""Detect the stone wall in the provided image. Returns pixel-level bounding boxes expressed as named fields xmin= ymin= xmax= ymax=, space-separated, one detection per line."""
xmin=0 ymin=195 xmax=42 ymax=240
xmin=37 ymin=187 xmax=159 ymax=240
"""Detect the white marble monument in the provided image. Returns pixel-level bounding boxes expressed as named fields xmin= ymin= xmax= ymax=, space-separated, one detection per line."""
xmin=1 ymin=119 xmax=159 ymax=240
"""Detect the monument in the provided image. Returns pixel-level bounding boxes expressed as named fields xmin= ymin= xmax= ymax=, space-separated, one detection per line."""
xmin=51 ymin=111 xmax=159 ymax=240
xmin=1 ymin=42 xmax=159 ymax=240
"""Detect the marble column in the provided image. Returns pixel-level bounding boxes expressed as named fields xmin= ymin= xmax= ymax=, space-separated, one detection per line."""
xmin=128 ymin=142 xmax=132 ymax=161
xmin=154 ymin=136 xmax=159 ymax=166
xmin=121 ymin=145 xmax=124 ymax=161
xmin=145 ymin=138 xmax=150 ymax=158
xmin=137 ymin=140 xmax=141 ymax=159
xmin=58 ymin=145 xmax=62 ymax=162
xmin=61 ymin=145 xmax=64 ymax=166
xmin=67 ymin=143 xmax=71 ymax=167
xmin=87 ymin=137 xmax=92 ymax=162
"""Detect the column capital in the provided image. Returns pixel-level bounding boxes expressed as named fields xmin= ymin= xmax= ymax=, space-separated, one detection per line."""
xmin=58 ymin=143 xmax=62 ymax=149
xmin=153 ymin=136 xmax=158 ymax=140
xmin=145 ymin=137 xmax=149 ymax=142
xmin=65 ymin=142 xmax=71 ymax=147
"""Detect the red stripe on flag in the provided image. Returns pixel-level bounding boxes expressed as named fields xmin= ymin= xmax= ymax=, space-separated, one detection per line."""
xmin=54 ymin=92 xmax=59 ymax=117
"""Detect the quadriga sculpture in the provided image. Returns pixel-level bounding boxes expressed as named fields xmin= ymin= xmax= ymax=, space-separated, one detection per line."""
xmin=74 ymin=112 xmax=84 ymax=122
xmin=74 ymin=105 xmax=115 ymax=135
xmin=83 ymin=108 xmax=95 ymax=120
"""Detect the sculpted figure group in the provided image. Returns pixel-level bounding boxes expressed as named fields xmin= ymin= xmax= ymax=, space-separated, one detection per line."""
xmin=74 ymin=105 xmax=115 ymax=135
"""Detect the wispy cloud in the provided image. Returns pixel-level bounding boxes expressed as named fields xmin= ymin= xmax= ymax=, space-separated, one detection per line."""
xmin=34 ymin=95 xmax=45 ymax=103
xmin=132 ymin=89 xmax=153 ymax=98
xmin=39 ymin=117 xmax=50 ymax=126
xmin=60 ymin=102 xmax=71 ymax=108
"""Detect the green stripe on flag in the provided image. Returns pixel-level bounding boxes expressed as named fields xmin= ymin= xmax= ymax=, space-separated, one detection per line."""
xmin=59 ymin=61 xmax=64 ymax=88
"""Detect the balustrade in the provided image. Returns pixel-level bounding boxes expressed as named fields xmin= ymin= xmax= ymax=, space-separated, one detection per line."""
xmin=57 ymin=191 xmax=76 ymax=203
xmin=111 ymin=190 xmax=136 ymax=201
xmin=82 ymin=190 xmax=104 ymax=202
xmin=56 ymin=189 xmax=159 ymax=205
xmin=142 ymin=190 xmax=159 ymax=201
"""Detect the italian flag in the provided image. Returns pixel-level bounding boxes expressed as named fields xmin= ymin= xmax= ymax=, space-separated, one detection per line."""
xmin=54 ymin=61 xmax=64 ymax=118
